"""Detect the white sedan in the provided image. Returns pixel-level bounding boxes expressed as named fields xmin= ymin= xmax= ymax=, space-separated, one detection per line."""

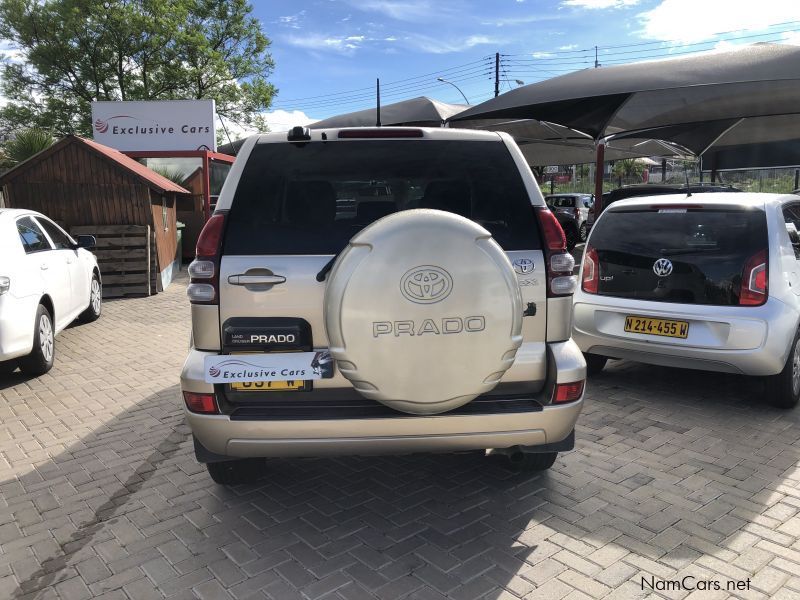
xmin=0 ymin=209 xmax=102 ymax=377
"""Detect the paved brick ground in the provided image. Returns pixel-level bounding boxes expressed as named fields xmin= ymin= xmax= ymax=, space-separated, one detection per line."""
xmin=1 ymin=276 xmax=799 ymax=600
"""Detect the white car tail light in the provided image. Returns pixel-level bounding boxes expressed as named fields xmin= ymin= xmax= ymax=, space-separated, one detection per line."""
xmin=739 ymin=249 xmax=768 ymax=306
xmin=582 ymin=245 xmax=599 ymax=294
xmin=187 ymin=213 xmax=227 ymax=305
xmin=535 ymin=207 xmax=577 ymax=297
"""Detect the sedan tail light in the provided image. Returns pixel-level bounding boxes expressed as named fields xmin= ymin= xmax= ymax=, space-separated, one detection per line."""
xmin=535 ymin=207 xmax=577 ymax=297
xmin=187 ymin=213 xmax=227 ymax=305
xmin=739 ymin=249 xmax=768 ymax=306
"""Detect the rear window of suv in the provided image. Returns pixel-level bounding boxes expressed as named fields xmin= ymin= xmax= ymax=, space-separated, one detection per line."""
xmin=223 ymin=140 xmax=540 ymax=255
xmin=589 ymin=207 xmax=767 ymax=305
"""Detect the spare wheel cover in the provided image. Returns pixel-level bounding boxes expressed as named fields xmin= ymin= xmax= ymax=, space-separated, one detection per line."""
xmin=324 ymin=209 xmax=523 ymax=415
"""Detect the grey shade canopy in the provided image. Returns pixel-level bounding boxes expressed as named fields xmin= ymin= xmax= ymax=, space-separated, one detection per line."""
xmin=309 ymin=96 xmax=468 ymax=129
xmin=458 ymin=118 xmax=685 ymax=166
xmin=451 ymin=43 xmax=800 ymax=146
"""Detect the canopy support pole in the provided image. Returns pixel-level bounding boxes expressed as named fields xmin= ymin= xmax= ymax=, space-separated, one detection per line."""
xmin=594 ymin=142 xmax=605 ymax=215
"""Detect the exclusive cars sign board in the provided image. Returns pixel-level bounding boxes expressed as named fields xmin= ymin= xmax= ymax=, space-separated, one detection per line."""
xmin=91 ymin=100 xmax=216 ymax=152
xmin=204 ymin=351 xmax=335 ymax=384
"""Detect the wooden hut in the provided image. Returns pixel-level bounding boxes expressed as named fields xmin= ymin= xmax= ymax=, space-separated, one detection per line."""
xmin=0 ymin=135 xmax=191 ymax=296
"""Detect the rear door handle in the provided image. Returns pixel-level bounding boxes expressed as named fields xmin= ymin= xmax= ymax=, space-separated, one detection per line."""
xmin=228 ymin=274 xmax=286 ymax=286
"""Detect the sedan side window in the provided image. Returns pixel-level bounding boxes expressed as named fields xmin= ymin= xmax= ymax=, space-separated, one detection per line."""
xmin=16 ymin=217 xmax=52 ymax=253
xmin=37 ymin=218 xmax=74 ymax=250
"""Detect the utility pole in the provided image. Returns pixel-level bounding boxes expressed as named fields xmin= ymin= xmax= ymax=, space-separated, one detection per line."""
xmin=594 ymin=46 xmax=600 ymax=68
xmin=494 ymin=52 xmax=500 ymax=97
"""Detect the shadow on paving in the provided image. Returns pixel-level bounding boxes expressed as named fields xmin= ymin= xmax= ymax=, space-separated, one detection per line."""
xmin=2 ymin=362 xmax=799 ymax=599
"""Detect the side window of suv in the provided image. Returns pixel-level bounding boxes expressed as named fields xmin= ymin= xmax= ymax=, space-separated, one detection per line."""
xmin=783 ymin=204 xmax=800 ymax=260
xmin=37 ymin=217 xmax=74 ymax=250
xmin=16 ymin=217 xmax=52 ymax=253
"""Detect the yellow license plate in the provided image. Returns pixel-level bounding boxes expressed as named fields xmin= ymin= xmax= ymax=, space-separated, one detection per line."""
xmin=624 ymin=315 xmax=689 ymax=339
xmin=229 ymin=380 xmax=305 ymax=392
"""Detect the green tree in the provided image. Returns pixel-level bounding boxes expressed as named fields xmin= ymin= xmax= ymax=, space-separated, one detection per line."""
xmin=1 ymin=128 xmax=54 ymax=166
xmin=0 ymin=0 xmax=276 ymax=136
xmin=611 ymin=158 xmax=646 ymax=179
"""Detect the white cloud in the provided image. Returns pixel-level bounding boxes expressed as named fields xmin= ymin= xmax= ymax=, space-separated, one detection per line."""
xmin=277 ymin=10 xmax=306 ymax=29
xmin=532 ymin=51 xmax=553 ymax=58
xmin=283 ymin=33 xmax=366 ymax=55
xmin=638 ymin=0 xmax=799 ymax=42
xmin=558 ymin=44 xmax=579 ymax=50
xmin=262 ymin=110 xmax=317 ymax=133
xmin=782 ymin=31 xmax=800 ymax=46
xmin=481 ymin=14 xmax=562 ymax=26
xmin=405 ymin=34 xmax=497 ymax=54
xmin=348 ymin=1 xmax=454 ymax=22
xmin=562 ymin=0 xmax=639 ymax=8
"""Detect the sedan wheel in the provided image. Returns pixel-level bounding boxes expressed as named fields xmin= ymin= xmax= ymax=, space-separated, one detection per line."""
xmin=765 ymin=331 xmax=800 ymax=409
xmin=80 ymin=274 xmax=102 ymax=323
xmin=18 ymin=304 xmax=55 ymax=377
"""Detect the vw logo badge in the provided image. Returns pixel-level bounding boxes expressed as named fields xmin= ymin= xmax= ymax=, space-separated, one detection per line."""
xmin=653 ymin=258 xmax=673 ymax=277
xmin=400 ymin=265 xmax=453 ymax=304
xmin=513 ymin=258 xmax=534 ymax=275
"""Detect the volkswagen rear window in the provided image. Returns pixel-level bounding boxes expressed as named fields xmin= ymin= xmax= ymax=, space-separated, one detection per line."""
xmin=589 ymin=208 xmax=767 ymax=305
xmin=223 ymin=140 xmax=540 ymax=254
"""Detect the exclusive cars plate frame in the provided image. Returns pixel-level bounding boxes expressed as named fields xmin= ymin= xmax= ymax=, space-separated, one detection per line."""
xmin=624 ymin=315 xmax=689 ymax=339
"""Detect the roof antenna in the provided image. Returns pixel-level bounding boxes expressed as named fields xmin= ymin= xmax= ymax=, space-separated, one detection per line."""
xmin=683 ymin=158 xmax=692 ymax=197
xmin=376 ymin=78 xmax=381 ymax=127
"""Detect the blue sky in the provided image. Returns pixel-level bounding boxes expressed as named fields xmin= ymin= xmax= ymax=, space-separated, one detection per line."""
xmin=253 ymin=0 xmax=800 ymax=130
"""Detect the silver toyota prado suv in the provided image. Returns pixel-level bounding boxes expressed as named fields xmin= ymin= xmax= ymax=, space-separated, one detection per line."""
xmin=180 ymin=126 xmax=586 ymax=485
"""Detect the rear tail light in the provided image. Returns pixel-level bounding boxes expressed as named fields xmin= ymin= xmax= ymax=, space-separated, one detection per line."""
xmin=535 ymin=207 xmax=577 ymax=297
xmin=188 ymin=213 xmax=227 ymax=305
xmin=582 ymin=245 xmax=599 ymax=294
xmin=0 ymin=276 xmax=9 ymax=295
xmin=739 ymin=249 xmax=768 ymax=306
xmin=552 ymin=380 xmax=584 ymax=403
xmin=183 ymin=391 xmax=219 ymax=414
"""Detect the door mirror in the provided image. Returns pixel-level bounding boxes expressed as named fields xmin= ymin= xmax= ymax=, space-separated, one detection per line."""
xmin=76 ymin=235 xmax=97 ymax=249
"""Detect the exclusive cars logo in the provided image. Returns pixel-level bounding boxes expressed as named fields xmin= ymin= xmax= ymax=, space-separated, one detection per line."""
xmin=400 ymin=265 xmax=453 ymax=304
xmin=208 ymin=359 xmax=276 ymax=379
xmin=653 ymin=258 xmax=673 ymax=277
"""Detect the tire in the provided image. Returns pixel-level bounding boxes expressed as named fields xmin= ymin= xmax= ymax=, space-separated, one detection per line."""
xmin=79 ymin=274 xmax=102 ymax=323
xmin=584 ymin=353 xmax=607 ymax=376
xmin=508 ymin=451 xmax=557 ymax=472
xmin=206 ymin=459 xmax=263 ymax=485
xmin=18 ymin=305 xmax=55 ymax=377
xmin=579 ymin=222 xmax=588 ymax=242
xmin=764 ymin=330 xmax=800 ymax=409
xmin=0 ymin=360 xmax=18 ymax=378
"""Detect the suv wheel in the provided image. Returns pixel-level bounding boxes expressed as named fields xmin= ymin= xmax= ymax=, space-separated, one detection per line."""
xmin=18 ymin=304 xmax=55 ymax=377
xmin=206 ymin=459 xmax=263 ymax=485
xmin=584 ymin=353 xmax=607 ymax=376
xmin=764 ymin=331 xmax=800 ymax=409
xmin=508 ymin=451 xmax=557 ymax=472
xmin=579 ymin=222 xmax=588 ymax=242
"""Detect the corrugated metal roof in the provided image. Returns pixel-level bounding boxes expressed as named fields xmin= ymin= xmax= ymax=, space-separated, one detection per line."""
xmin=79 ymin=137 xmax=190 ymax=194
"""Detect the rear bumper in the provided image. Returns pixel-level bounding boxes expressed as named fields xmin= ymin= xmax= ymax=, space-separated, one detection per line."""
xmin=180 ymin=340 xmax=586 ymax=459
xmin=573 ymin=294 xmax=798 ymax=376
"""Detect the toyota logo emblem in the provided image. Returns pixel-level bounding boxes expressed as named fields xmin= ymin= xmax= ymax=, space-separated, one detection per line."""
xmin=400 ymin=265 xmax=453 ymax=304
xmin=653 ymin=258 xmax=673 ymax=277
xmin=513 ymin=258 xmax=534 ymax=275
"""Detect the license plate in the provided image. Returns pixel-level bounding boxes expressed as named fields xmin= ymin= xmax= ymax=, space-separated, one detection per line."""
xmin=624 ymin=315 xmax=689 ymax=339
xmin=229 ymin=380 xmax=305 ymax=392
